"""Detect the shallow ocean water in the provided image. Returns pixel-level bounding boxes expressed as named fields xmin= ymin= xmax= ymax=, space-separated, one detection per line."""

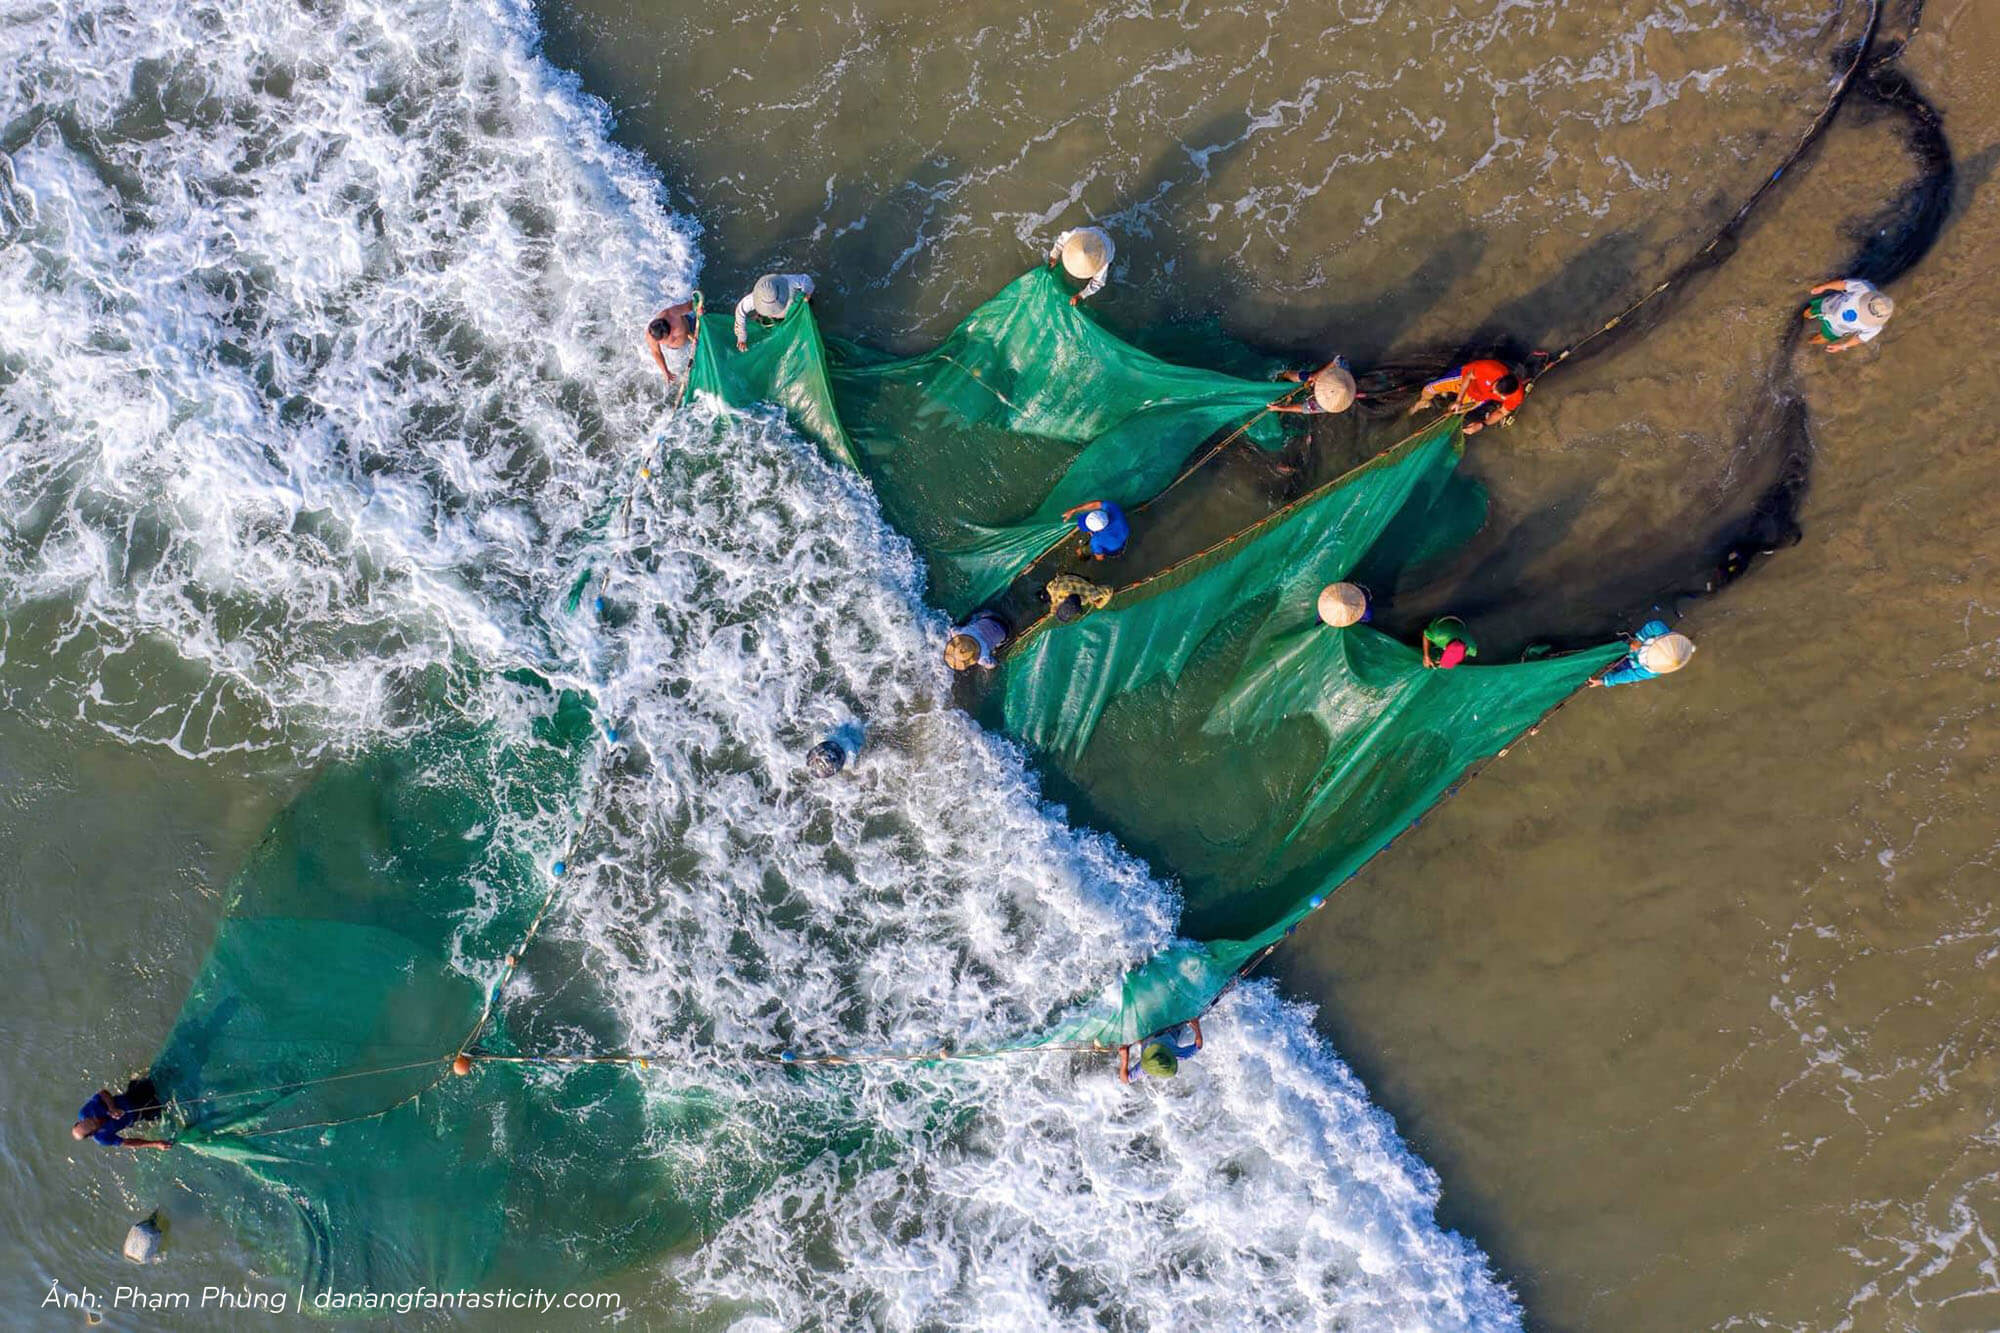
xmin=2 ymin=0 xmax=1995 ymax=1328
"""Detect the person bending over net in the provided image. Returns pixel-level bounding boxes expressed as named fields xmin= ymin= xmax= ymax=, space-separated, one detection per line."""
xmin=73 ymin=1076 xmax=170 ymax=1150
xmin=1064 ymin=499 xmax=1129 ymax=561
xmin=1590 ymin=620 xmax=1697 ymax=687
xmin=1048 ymin=226 xmax=1114 ymax=305
xmin=1041 ymin=573 xmax=1113 ymax=624
xmin=1317 ymin=581 xmax=1371 ymax=627
xmin=1410 ymin=358 xmax=1525 ymax=435
xmin=1421 ymin=616 xmax=1478 ymax=670
xmin=735 ymin=272 xmax=815 ymax=351
xmin=1272 ymin=357 xmax=1358 ymax=416
xmin=945 ymin=610 xmax=1010 ymax=673
xmin=644 ymin=296 xmax=696 ymax=392
xmin=1804 ymin=278 xmax=1894 ymax=352
xmin=1120 ymin=1021 xmax=1203 ymax=1083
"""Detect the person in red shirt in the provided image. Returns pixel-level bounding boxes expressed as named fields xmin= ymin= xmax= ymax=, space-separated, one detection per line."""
xmin=1409 ymin=358 xmax=1526 ymax=435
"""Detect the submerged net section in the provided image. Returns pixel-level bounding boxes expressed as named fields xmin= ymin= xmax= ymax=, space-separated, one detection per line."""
xmin=687 ymin=267 xmax=1288 ymax=615
xmin=1006 ymin=422 xmax=1624 ymax=1046
xmin=147 ymin=274 xmax=1640 ymax=1296
xmin=142 ymin=678 xmax=820 ymax=1295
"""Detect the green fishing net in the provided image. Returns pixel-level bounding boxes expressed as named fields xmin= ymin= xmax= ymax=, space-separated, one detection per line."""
xmin=147 ymin=273 xmax=1634 ymax=1298
xmin=1005 ymin=421 xmax=1625 ymax=1043
xmin=688 ymin=267 xmax=1288 ymax=615
xmin=141 ymin=680 xmax=811 ymax=1296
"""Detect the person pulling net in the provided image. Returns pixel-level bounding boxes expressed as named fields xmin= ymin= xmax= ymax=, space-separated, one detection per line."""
xmin=1002 ymin=417 xmax=1687 ymax=1057
xmin=130 ymin=683 xmax=846 ymax=1298
xmin=685 ymin=245 xmax=1298 ymax=616
xmin=1048 ymin=225 xmax=1114 ymax=304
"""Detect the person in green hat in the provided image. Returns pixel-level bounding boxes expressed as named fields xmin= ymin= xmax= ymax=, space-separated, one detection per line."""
xmin=1118 ymin=1020 xmax=1203 ymax=1083
xmin=1421 ymin=616 xmax=1478 ymax=670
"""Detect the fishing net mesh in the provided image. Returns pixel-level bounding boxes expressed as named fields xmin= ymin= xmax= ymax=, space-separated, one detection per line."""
xmin=142 ymin=684 xmax=787 ymax=1294
xmin=147 ymin=275 xmax=1621 ymax=1296
xmin=690 ymin=267 xmax=1287 ymax=614
xmin=1008 ymin=421 xmax=1623 ymax=1042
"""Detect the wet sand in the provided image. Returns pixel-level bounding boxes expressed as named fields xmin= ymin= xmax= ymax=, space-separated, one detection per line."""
xmin=536 ymin=0 xmax=2000 ymax=1326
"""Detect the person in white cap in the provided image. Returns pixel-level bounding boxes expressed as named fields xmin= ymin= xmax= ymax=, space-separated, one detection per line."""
xmin=1063 ymin=499 xmax=1130 ymax=559
xmin=1591 ymin=619 xmax=1695 ymax=687
xmin=1316 ymin=582 xmax=1370 ymax=627
xmin=735 ymin=272 xmax=816 ymax=351
xmin=1047 ymin=226 xmax=1114 ymax=305
xmin=1274 ymin=357 xmax=1358 ymax=416
xmin=1804 ymin=278 xmax=1893 ymax=352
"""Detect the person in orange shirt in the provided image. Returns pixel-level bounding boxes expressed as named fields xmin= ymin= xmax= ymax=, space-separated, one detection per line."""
xmin=1409 ymin=358 xmax=1526 ymax=435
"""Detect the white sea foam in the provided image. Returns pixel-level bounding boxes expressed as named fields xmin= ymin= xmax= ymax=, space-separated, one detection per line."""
xmin=0 ymin=0 xmax=1518 ymax=1326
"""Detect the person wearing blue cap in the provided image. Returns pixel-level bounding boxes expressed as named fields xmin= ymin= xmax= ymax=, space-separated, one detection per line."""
xmin=1064 ymin=499 xmax=1130 ymax=560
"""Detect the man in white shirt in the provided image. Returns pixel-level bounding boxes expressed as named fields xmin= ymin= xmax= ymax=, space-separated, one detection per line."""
xmin=1048 ymin=226 xmax=1113 ymax=305
xmin=1804 ymin=278 xmax=1894 ymax=352
xmin=735 ymin=272 xmax=816 ymax=351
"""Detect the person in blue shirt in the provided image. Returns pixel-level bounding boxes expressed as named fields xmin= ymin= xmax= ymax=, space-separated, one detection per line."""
xmin=1064 ymin=499 xmax=1130 ymax=560
xmin=1120 ymin=1020 xmax=1203 ymax=1083
xmin=72 ymin=1077 xmax=170 ymax=1150
xmin=1591 ymin=619 xmax=1696 ymax=687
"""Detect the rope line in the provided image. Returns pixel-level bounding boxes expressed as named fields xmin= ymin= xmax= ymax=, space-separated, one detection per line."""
xmin=1529 ymin=0 xmax=1883 ymax=388
xmin=160 ymin=4 xmax=1890 ymax=1146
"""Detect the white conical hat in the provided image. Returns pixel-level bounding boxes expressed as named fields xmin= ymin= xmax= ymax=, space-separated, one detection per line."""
xmin=1317 ymin=582 xmax=1368 ymax=627
xmin=1637 ymin=632 xmax=1695 ymax=674
xmin=751 ymin=273 xmax=795 ymax=319
xmin=1312 ymin=363 xmax=1357 ymax=414
xmin=1859 ymin=290 xmax=1895 ymax=326
xmin=1061 ymin=227 xmax=1113 ymax=279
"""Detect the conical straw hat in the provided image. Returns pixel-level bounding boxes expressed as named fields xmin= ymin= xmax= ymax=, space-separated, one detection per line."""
xmin=1859 ymin=291 xmax=1895 ymax=325
xmin=1061 ymin=227 xmax=1113 ymax=279
xmin=1317 ymin=582 xmax=1368 ymax=627
xmin=1637 ymin=632 xmax=1695 ymax=674
xmin=1312 ymin=363 xmax=1357 ymax=414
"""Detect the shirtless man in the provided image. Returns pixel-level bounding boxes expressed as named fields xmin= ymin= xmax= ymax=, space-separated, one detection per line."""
xmin=645 ymin=297 xmax=697 ymax=391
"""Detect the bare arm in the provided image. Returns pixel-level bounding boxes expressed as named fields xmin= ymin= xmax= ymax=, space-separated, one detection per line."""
xmin=645 ymin=333 xmax=674 ymax=386
xmin=1809 ymin=280 xmax=1849 ymax=295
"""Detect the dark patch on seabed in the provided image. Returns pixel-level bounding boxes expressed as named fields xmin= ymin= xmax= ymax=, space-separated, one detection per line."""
xmin=1608 ymin=0 xmax=1953 ymax=621
xmin=1221 ymin=0 xmax=1958 ymax=650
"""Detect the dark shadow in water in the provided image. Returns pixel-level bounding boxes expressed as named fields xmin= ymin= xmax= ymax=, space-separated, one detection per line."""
xmin=1291 ymin=10 xmax=1961 ymax=1307
xmin=1661 ymin=16 xmax=1954 ymax=608
xmin=1395 ymin=1 xmax=1960 ymax=651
